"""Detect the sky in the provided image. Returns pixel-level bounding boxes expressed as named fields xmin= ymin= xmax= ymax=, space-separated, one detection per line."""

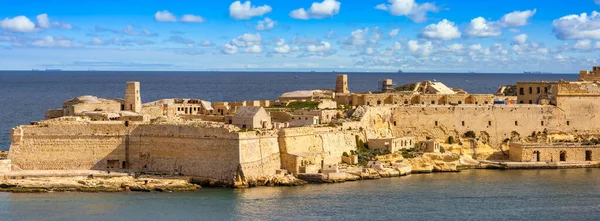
xmin=1 ymin=0 xmax=600 ymax=73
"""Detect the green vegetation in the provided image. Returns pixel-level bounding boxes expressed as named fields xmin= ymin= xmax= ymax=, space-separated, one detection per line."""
xmin=401 ymin=147 xmax=420 ymax=159
xmin=447 ymin=136 xmax=454 ymax=144
xmin=353 ymin=136 xmax=389 ymax=164
xmin=464 ymin=131 xmax=476 ymax=139
xmin=342 ymin=152 xmax=349 ymax=157
xmin=502 ymin=85 xmax=517 ymax=96
xmin=286 ymin=101 xmax=320 ymax=110
xmin=393 ymin=83 xmax=416 ymax=92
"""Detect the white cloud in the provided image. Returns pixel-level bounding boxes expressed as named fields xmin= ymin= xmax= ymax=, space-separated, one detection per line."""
xmin=229 ymin=1 xmax=272 ymax=20
xmin=221 ymin=44 xmax=238 ymax=54
xmin=466 ymin=17 xmax=501 ymax=37
xmin=325 ymin=30 xmax=335 ymax=39
xmin=552 ymin=11 xmax=600 ymax=40
xmin=245 ymin=45 xmax=262 ymax=53
xmin=407 ymin=40 xmax=433 ymax=57
xmin=199 ymin=40 xmax=215 ymax=47
xmin=512 ymin=34 xmax=528 ymax=45
xmin=339 ymin=27 xmax=382 ymax=47
xmin=440 ymin=43 xmax=465 ymax=54
xmin=123 ymin=25 xmax=138 ymax=35
xmin=419 ymin=19 xmax=461 ymax=40
xmin=155 ymin=10 xmax=177 ymax=22
xmin=595 ymin=41 xmax=600 ymax=49
xmin=256 ymin=18 xmax=276 ymax=31
xmin=573 ymin=39 xmax=592 ymax=50
xmin=290 ymin=0 xmax=341 ymax=20
xmin=36 ymin=14 xmax=50 ymax=29
xmin=387 ymin=41 xmax=403 ymax=51
xmin=306 ymin=41 xmax=331 ymax=52
xmin=231 ymin=33 xmax=262 ymax=47
xmin=274 ymin=44 xmax=291 ymax=53
xmin=181 ymin=14 xmax=205 ymax=23
xmin=389 ymin=28 xmax=400 ymax=38
xmin=499 ymin=9 xmax=537 ymax=27
xmin=92 ymin=37 xmax=104 ymax=45
xmin=375 ymin=0 xmax=439 ymax=23
xmin=0 ymin=16 xmax=36 ymax=32
xmin=31 ymin=36 xmax=82 ymax=48
xmin=275 ymin=38 xmax=285 ymax=46
xmin=508 ymin=28 xmax=520 ymax=33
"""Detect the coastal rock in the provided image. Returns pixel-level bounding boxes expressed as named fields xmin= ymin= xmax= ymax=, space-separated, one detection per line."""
xmin=297 ymin=173 xmax=327 ymax=183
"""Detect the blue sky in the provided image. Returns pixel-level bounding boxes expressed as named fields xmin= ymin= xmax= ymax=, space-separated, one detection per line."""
xmin=0 ymin=0 xmax=599 ymax=72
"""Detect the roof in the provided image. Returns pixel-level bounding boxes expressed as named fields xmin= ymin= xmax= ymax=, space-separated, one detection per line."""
xmin=280 ymin=90 xmax=332 ymax=98
xmin=64 ymin=96 xmax=121 ymax=105
xmin=234 ymin=106 xmax=264 ymax=118
xmin=428 ymin=82 xmax=456 ymax=94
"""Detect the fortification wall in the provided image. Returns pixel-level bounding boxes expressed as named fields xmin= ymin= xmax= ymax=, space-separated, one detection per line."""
xmin=356 ymin=104 xmax=594 ymax=149
xmin=278 ymin=127 xmax=362 ymax=171
xmin=8 ymin=120 xmax=282 ymax=183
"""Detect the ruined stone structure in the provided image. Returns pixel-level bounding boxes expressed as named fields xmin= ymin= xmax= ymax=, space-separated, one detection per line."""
xmin=579 ymin=66 xmax=600 ymax=81
xmin=8 ymin=66 xmax=600 ymax=185
xmin=509 ymin=143 xmax=600 ymax=162
xmin=335 ymin=74 xmax=349 ymax=94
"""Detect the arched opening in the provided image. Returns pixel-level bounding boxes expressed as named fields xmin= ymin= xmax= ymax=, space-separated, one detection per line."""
xmin=242 ymin=124 xmax=247 ymax=129
xmin=228 ymin=120 xmax=232 ymax=124
xmin=124 ymin=121 xmax=129 ymax=127
xmin=404 ymin=100 xmax=408 ymax=104
xmin=533 ymin=151 xmax=540 ymax=162
xmin=377 ymin=100 xmax=381 ymax=105
xmin=519 ymin=88 xmax=524 ymax=95
xmin=560 ymin=151 xmax=567 ymax=162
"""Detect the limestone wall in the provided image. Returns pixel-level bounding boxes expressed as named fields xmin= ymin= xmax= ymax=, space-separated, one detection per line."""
xmin=355 ymin=104 xmax=595 ymax=151
xmin=8 ymin=119 xmax=281 ymax=183
xmin=278 ymin=127 xmax=362 ymax=172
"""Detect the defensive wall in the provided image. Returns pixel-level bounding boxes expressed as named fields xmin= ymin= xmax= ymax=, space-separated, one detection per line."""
xmin=8 ymin=118 xmax=281 ymax=185
xmin=354 ymin=104 xmax=600 ymax=149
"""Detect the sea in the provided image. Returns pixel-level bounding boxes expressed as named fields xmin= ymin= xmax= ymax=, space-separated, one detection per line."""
xmin=1 ymin=71 xmax=595 ymax=221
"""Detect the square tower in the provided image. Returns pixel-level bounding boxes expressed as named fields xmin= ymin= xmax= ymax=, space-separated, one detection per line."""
xmin=125 ymin=82 xmax=141 ymax=113
xmin=335 ymin=74 xmax=349 ymax=94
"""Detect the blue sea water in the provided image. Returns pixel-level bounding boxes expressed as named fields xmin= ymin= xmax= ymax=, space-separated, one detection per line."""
xmin=1 ymin=169 xmax=600 ymax=221
xmin=0 ymin=71 xmax=577 ymax=150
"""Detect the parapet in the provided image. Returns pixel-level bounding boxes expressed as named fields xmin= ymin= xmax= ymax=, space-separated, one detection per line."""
xmin=579 ymin=66 xmax=600 ymax=81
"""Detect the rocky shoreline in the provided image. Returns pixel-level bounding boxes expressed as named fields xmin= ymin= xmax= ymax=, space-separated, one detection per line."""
xmin=2 ymin=152 xmax=599 ymax=193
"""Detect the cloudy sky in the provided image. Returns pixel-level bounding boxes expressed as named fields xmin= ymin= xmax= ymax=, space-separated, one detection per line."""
xmin=1 ymin=0 xmax=600 ymax=72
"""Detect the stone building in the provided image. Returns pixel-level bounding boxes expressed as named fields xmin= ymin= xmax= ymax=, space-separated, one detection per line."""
xmin=124 ymin=81 xmax=141 ymax=113
xmin=232 ymin=106 xmax=272 ymax=129
xmin=419 ymin=140 xmax=441 ymax=153
xmin=579 ymin=66 xmax=600 ymax=81
xmin=368 ymin=137 xmax=415 ymax=153
xmin=335 ymin=74 xmax=349 ymax=94
xmin=278 ymin=90 xmax=335 ymax=102
xmin=509 ymin=143 xmax=600 ymax=162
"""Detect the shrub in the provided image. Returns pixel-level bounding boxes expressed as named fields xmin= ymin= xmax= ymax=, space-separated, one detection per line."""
xmin=440 ymin=146 xmax=445 ymax=153
xmin=447 ymin=136 xmax=454 ymax=144
xmin=286 ymin=101 xmax=320 ymax=110
xmin=464 ymin=131 xmax=476 ymax=139
xmin=503 ymin=138 xmax=510 ymax=143
xmin=342 ymin=152 xmax=349 ymax=157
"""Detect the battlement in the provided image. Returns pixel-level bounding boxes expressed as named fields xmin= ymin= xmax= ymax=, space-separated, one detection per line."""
xmin=579 ymin=66 xmax=600 ymax=81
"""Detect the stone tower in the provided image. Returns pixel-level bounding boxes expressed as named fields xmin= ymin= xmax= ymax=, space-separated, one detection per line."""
xmin=125 ymin=82 xmax=141 ymax=113
xmin=335 ymin=74 xmax=349 ymax=94
xmin=382 ymin=79 xmax=393 ymax=93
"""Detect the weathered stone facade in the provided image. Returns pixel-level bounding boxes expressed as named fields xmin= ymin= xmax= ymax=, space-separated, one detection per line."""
xmin=509 ymin=143 xmax=600 ymax=162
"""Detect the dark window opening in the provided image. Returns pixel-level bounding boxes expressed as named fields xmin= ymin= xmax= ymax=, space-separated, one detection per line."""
xmin=124 ymin=121 xmax=129 ymax=127
xmin=458 ymin=101 xmax=462 ymax=104
xmin=488 ymin=121 xmax=492 ymax=126
xmin=544 ymin=87 xmax=548 ymax=93
xmin=462 ymin=121 xmax=465 ymax=126
xmin=377 ymin=100 xmax=381 ymax=105
xmin=515 ymin=121 xmax=518 ymax=126
xmin=529 ymin=87 xmax=532 ymax=94
xmin=541 ymin=121 xmax=544 ymax=126
xmin=560 ymin=151 xmax=566 ymax=162
xmin=242 ymin=124 xmax=247 ymax=129
xmin=586 ymin=150 xmax=592 ymax=161
xmin=122 ymin=161 xmax=127 ymax=169
xmin=431 ymin=101 xmax=435 ymax=104
xmin=435 ymin=121 xmax=438 ymax=126
xmin=519 ymin=101 xmax=524 ymax=104
xmin=529 ymin=100 xmax=533 ymax=104
xmin=566 ymin=121 xmax=570 ymax=126
xmin=534 ymin=151 xmax=540 ymax=162
xmin=393 ymin=121 xmax=397 ymax=126
xmin=537 ymin=87 xmax=540 ymax=94
xmin=519 ymin=88 xmax=524 ymax=95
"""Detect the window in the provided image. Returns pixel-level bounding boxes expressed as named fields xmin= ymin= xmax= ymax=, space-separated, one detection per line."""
xmin=515 ymin=121 xmax=518 ymax=126
xmin=393 ymin=121 xmax=397 ymax=126
xmin=533 ymin=151 xmax=540 ymax=162
xmin=520 ymin=101 xmax=524 ymax=104
xmin=475 ymin=102 xmax=479 ymax=105
xmin=404 ymin=100 xmax=408 ymax=104
xmin=458 ymin=101 xmax=462 ymax=104
xmin=519 ymin=88 xmax=524 ymax=95
xmin=586 ymin=150 xmax=592 ymax=161
xmin=462 ymin=121 xmax=465 ymax=126
xmin=431 ymin=101 xmax=435 ymax=104
xmin=567 ymin=121 xmax=570 ymax=126
xmin=537 ymin=87 xmax=540 ymax=94
xmin=435 ymin=121 xmax=438 ymax=126
xmin=488 ymin=121 xmax=492 ymax=126
xmin=377 ymin=100 xmax=381 ymax=105
xmin=529 ymin=87 xmax=532 ymax=94
xmin=541 ymin=121 xmax=544 ymax=126
xmin=529 ymin=100 xmax=532 ymax=104
xmin=544 ymin=87 xmax=548 ymax=93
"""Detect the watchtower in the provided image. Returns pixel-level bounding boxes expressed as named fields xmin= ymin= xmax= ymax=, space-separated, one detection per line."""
xmin=335 ymin=74 xmax=349 ymax=94
xmin=125 ymin=82 xmax=141 ymax=113
xmin=381 ymin=79 xmax=393 ymax=93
